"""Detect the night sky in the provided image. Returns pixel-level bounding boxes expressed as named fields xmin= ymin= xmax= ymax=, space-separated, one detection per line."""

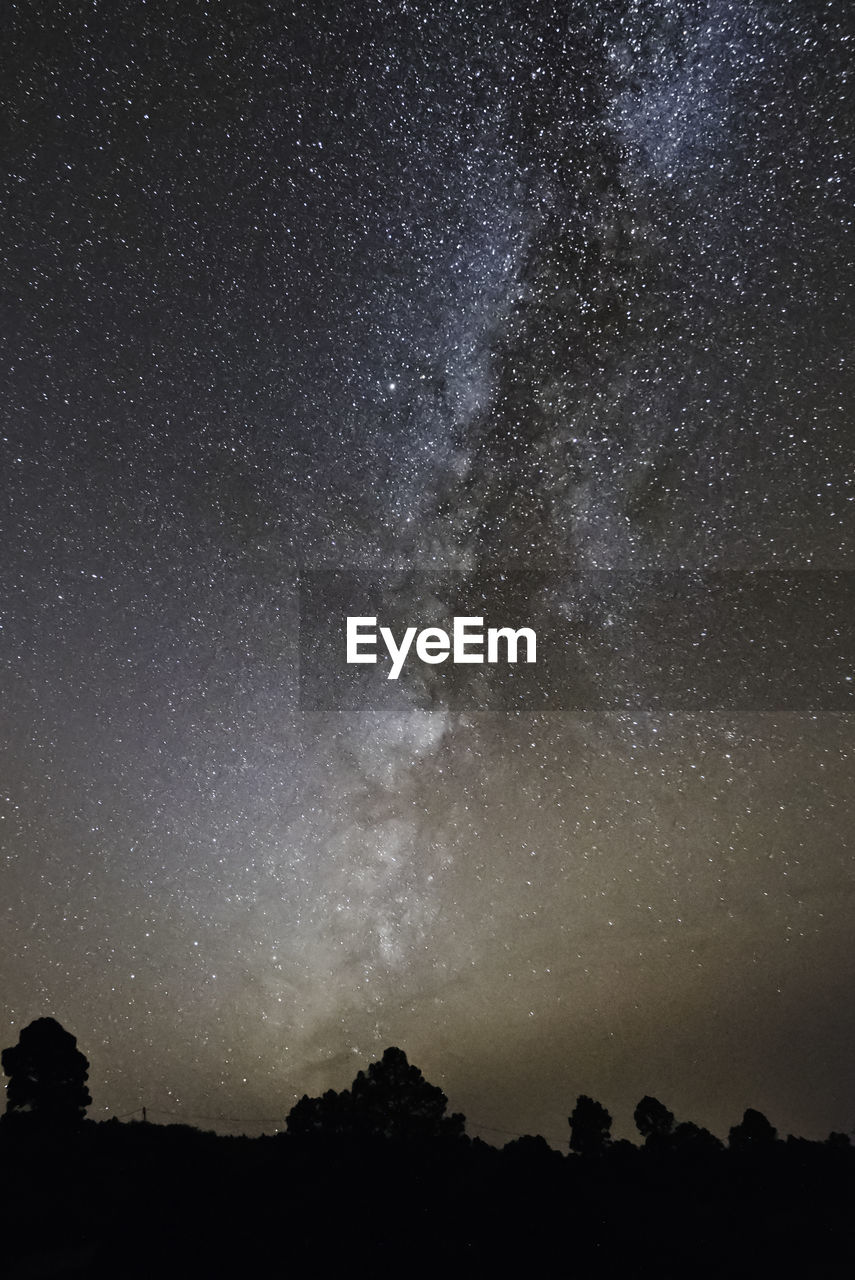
xmin=2 ymin=0 xmax=854 ymax=1146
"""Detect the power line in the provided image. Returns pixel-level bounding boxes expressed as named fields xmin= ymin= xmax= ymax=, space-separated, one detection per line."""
xmin=110 ymin=1105 xmax=569 ymax=1145
xmin=467 ymin=1118 xmax=569 ymax=1145
xmin=157 ymin=1108 xmax=286 ymax=1124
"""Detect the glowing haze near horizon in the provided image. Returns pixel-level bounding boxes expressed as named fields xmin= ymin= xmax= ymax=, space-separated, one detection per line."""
xmin=1 ymin=0 xmax=853 ymax=1145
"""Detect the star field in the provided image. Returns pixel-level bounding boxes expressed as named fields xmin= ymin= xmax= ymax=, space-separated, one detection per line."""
xmin=1 ymin=0 xmax=853 ymax=1143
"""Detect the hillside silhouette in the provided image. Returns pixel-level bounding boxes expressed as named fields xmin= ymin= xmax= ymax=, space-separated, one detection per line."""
xmin=1 ymin=1018 xmax=853 ymax=1277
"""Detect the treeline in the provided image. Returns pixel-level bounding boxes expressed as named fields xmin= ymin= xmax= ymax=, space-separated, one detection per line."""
xmin=1 ymin=1019 xmax=853 ymax=1276
xmin=2 ymin=1017 xmax=850 ymax=1154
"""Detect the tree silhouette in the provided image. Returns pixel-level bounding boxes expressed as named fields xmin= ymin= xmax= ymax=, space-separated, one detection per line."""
xmin=350 ymin=1046 xmax=464 ymax=1141
xmin=287 ymin=1046 xmax=465 ymax=1142
xmin=728 ymin=1108 xmax=778 ymax=1151
xmin=568 ymin=1094 xmax=612 ymax=1156
xmin=671 ymin=1120 xmax=723 ymax=1156
xmin=634 ymin=1095 xmax=675 ymax=1145
xmin=1 ymin=1017 xmax=92 ymax=1126
xmin=286 ymin=1086 xmax=356 ymax=1139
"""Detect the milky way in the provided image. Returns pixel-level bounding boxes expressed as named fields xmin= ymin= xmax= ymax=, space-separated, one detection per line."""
xmin=2 ymin=0 xmax=853 ymax=1144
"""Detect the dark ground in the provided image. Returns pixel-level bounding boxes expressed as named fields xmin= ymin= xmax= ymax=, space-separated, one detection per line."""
xmin=2 ymin=1120 xmax=853 ymax=1278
